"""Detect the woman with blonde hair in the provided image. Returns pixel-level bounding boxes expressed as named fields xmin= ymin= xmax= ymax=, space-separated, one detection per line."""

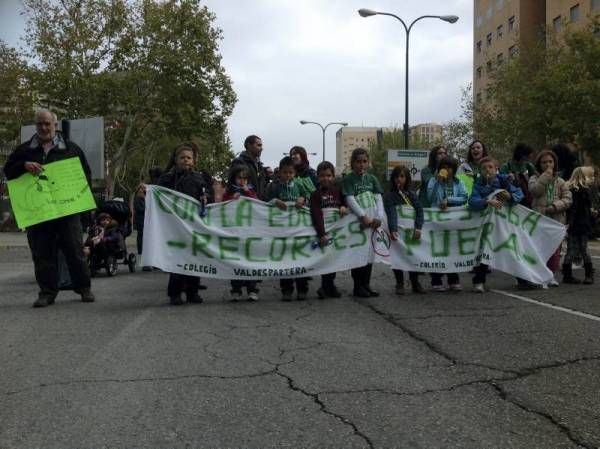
xmin=563 ymin=166 xmax=596 ymax=284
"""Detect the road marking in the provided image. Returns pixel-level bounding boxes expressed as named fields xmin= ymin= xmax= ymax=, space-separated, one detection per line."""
xmin=490 ymin=289 xmax=600 ymax=322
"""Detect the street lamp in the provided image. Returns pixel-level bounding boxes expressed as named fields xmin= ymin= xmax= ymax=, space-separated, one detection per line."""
xmin=299 ymin=120 xmax=348 ymax=161
xmin=358 ymin=9 xmax=458 ymax=149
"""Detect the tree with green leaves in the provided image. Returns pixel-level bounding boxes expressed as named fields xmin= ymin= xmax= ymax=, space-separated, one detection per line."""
xmin=442 ymin=83 xmax=474 ymax=159
xmin=6 ymin=0 xmax=236 ymax=197
xmin=0 ymin=41 xmax=36 ymax=163
xmin=475 ymin=19 xmax=600 ymax=164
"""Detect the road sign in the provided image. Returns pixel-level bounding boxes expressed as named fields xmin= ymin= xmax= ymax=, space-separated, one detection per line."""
xmin=386 ymin=149 xmax=429 ymax=180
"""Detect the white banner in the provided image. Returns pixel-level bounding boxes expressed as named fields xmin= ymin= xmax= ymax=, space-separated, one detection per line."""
xmin=143 ymin=186 xmax=374 ymax=280
xmin=382 ymin=204 xmax=566 ymax=284
xmin=143 ymin=186 xmax=565 ymax=284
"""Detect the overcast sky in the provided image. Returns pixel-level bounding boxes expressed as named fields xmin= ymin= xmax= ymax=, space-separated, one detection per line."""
xmin=0 ymin=0 xmax=473 ymax=168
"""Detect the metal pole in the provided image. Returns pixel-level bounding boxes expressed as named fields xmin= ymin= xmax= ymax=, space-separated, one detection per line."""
xmin=404 ymin=30 xmax=410 ymax=149
xmin=322 ymin=127 xmax=326 ymax=161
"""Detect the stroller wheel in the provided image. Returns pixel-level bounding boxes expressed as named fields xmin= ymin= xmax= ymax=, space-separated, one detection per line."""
xmin=128 ymin=253 xmax=137 ymax=273
xmin=106 ymin=256 xmax=118 ymax=277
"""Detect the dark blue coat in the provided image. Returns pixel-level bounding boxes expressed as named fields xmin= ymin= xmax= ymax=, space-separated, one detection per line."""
xmin=468 ymin=173 xmax=524 ymax=211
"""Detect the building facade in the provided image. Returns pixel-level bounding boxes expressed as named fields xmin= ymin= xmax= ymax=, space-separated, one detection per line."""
xmin=409 ymin=123 xmax=443 ymax=146
xmin=335 ymin=127 xmax=380 ymax=174
xmin=335 ymin=124 xmax=442 ymax=173
xmin=473 ymin=0 xmax=599 ymax=103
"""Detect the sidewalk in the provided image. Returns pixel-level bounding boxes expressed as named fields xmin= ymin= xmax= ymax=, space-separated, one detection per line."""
xmin=0 ymin=232 xmax=28 ymax=249
xmin=0 ymin=231 xmax=139 ymax=249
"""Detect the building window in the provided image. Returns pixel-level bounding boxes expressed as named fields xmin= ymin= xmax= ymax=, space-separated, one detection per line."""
xmin=486 ymin=60 xmax=493 ymax=72
xmin=486 ymin=7 xmax=493 ymax=19
xmin=476 ymin=16 xmax=483 ymax=27
xmin=486 ymin=33 xmax=492 ymax=46
xmin=509 ymin=45 xmax=518 ymax=58
xmin=508 ymin=16 xmax=515 ymax=31
xmin=593 ymin=0 xmax=600 ymax=11
xmin=497 ymin=53 xmax=504 ymax=66
xmin=553 ymin=16 xmax=562 ymax=32
xmin=476 ymin=67 xmax=482 ymax=79
xmin=496 ymin=0 xmax=504 ymax=9
xmin=570 ymin=4 xmax=580 ymax=21
xmin=497 ymin=24 xmax=503 ymax=38
xmin=477 ymin=41 xmax=482 ymax=53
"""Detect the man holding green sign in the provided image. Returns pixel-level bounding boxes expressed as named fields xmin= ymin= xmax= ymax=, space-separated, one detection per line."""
xmin=4 ymin=109 xmax=96 ymax=307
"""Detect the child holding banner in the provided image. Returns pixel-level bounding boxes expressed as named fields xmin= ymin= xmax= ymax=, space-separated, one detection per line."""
xmin=158 ymin=143 xmax=212 ymax=306
xmin=342 ymin=148 xmax=385 ymax=298
xmin=267 ymin=156 xmax=312 ymax=301
xmin=418 ymin=145 xmax=447 ymax=208
xmin=468 ymin=157 xmax=524 ymax=292
xmin=384 ymin=165 xmax=426 ymax=295
xmin=310 ymin=161 xmax=348 ymax=299
xmin=427 ymin=156 xmax=468 ymax=292
xmin=222 ymin=165 xmax=260 ymax=301
xmin=529 ymin=150 xmax=572 ymax=287
xmin=563 ymin=166 xmax=596 ymax=285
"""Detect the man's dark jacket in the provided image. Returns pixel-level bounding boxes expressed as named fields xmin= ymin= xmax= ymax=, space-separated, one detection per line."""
xmin=4 ymin=133 xmax=92 ymax=184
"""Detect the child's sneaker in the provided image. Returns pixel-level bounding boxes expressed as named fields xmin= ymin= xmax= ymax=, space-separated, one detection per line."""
xmin=548 ymin=278 xmax=559 ymax=287
xmin=230 ymin=290 xmax=242 ymax=302
xmin=449 ymin=283 xmax=462 ymax=292
xmin=473 ymin=283 xmax=485 ymax=293
xmin=247 ymin=291 xmax=259 ymax=301
xmin=432 ymin=285 xmax=447 ymax=292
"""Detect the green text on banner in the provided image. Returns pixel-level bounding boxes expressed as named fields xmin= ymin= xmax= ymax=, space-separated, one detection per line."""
xmin=143 ymin=186 xmax=565 ymax=284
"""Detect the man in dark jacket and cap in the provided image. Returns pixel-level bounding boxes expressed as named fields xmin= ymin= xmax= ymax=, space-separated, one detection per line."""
xmin=230 ymin=135 xmax=268 ymax=200
xmin=3 ymin=109 xmax=95 ymax=307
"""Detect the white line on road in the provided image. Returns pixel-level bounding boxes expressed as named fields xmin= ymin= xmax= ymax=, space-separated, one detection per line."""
xmin=490 ymin=289 xmax=600 ymax=323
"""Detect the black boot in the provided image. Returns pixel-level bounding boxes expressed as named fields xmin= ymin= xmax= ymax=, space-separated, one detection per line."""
xmin=562 ymin=263 xmax=581 ymax=284
xmin=583 ymin=262 xmax=594 ymax=285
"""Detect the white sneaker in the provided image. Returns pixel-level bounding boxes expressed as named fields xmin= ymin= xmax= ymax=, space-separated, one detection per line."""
xmin=248 ymin=291 xmax=259 ymax=301
xmin=230 ymin=291 xmax=242 ymax=301
xmin=541 ymin=283 xmax=549 ymax=289
xmin=474 ymin=283 xmax=485 ymax=293
xmin=549 ymin=278 xmax=559 ymax=287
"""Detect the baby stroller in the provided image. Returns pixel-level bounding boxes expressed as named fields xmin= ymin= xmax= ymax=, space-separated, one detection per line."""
xmin=87 ymin=200 xmax=137 ymax=277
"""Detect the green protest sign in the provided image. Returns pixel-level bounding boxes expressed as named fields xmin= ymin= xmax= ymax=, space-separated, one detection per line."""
xmin=457 ymin=174 xmax=474 ymax=196
xmin=7 ymin=157 xmax=96 ymax=228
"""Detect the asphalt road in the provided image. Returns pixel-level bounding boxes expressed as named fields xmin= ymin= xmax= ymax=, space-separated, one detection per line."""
xmin=1 ymin=246 xmax=599 ymax=449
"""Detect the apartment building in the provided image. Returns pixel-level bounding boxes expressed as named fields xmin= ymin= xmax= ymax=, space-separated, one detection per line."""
xmin=335 ymin=127 xmax=380 ymax=174
xmin=335 ymin=124 xmax=442 ymax=173
xmin=473 ymin=0 xmax=599 ymax=103
xmin=409 ymin=123 xmax=443 ymax=146
xmin=474 ymin=0 xmax=545 ymax=103
xmin=547 ymin=0 xmax=600 ymax=32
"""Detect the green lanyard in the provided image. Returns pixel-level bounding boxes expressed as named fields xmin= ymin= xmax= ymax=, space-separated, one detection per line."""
xmin=546 ymin=180 xmax=555 ymax=206
xmin=398 ymin=190 xmax=412 ymax=206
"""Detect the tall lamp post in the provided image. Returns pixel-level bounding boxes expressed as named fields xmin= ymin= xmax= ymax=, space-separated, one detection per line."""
xmin=358 ymin=9 xmax=458 ymax=149
xmin=299 ymin=120 xmax=348 ymax=162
